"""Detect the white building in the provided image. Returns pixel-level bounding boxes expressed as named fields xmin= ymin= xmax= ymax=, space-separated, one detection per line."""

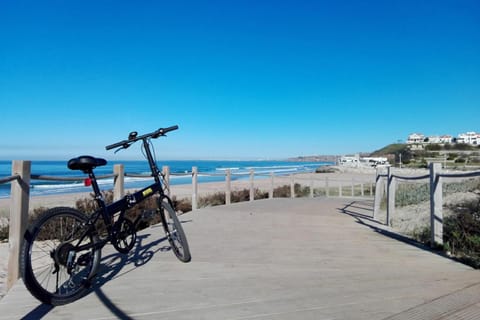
xmin=339 ymin=155 xmax=388 ymax=167
xmin=439 ymin=135 xmax=453 ymax=144
xmin=407 ymin=133 xmax=425 ymax=144
xmin=361 ymin=157 xmax=389 ymax=167
xmin=339 ymin=155 xmax=359 ymax=166
xmin=457 ymin=132 xmax=480 ymax=145
xmin=428 ymin=136 xmax=441 ymax=144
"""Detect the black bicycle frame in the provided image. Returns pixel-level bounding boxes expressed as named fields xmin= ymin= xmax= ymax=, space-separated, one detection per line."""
xmin=75 ymin=137 xmax=166 ymax=252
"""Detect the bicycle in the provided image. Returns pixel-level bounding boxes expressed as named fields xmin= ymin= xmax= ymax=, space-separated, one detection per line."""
xmin=20 ymin=125 xmax=191 ymax=305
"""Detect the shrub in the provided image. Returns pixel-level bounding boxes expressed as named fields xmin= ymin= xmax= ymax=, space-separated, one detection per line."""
xmin=198 ymin=192 xmax=226 ymax=207
xmin=294 ymin=183 xmax=310 ymax=197
xmin=273 ymin=185 xmax=290 ymax=198
xmin=172 ymin=197 xmax=192 ymax=213
xmin=232 ymin=189 xmax=250 ymax=202
xmin=425 ymin=144 xmax=442 ymax=151
xmin=315 ymin=166 xmax=337 ymax=173
xmin=0 ymin=224 xmax=8 ymax=241
xmin=447 ymin=153 xmax=458 ymax=161
xmin=198 ymin=188 xmax=270 ymax=207
xmin=444 ymin=196 xmax=480 ymax=254
xmin=395 ymin=183 xmax=430 ymax=207
xmin=411 ymin=225 xmax=431 ymax=245
xmin=411 ymin=195 xmax=480 ymax=268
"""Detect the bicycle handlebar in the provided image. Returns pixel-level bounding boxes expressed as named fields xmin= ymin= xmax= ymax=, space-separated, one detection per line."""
xmin=105 ymin=125 xmax=179 ymax=151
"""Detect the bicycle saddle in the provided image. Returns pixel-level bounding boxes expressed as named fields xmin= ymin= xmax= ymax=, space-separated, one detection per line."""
xmin=68 ymin=156 xmax=107 ymax=172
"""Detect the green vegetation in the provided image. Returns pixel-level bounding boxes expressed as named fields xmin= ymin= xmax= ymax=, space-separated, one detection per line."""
xmin=0 ymin=224 xmax=7 ymax=241
xmin=370 ymin=143 xmax=408 ymax=156
xmin=370 ymin=144 xmax=414 ymax=166
xmin=370 ymin=142 xmax=480 ymax=168
xmin=397 ymin=177 xmax=480 ymax=268
xmin=395 ymin=183 xmax=430 ymax=207
xmin=411 ymin=197 xmax=480 ymax=268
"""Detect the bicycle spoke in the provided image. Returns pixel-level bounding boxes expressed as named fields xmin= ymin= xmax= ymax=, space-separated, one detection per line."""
xmin=21 ymin=207 xmax=100 ymax=305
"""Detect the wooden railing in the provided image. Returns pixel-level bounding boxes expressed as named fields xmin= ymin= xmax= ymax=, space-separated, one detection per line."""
xmin=1 ymin=160 xmax=374 ymax=292
xmin=374 ymin=163 xmax=480 ymax=247
xmin=6 ymin=160 xmax=478 ymax=292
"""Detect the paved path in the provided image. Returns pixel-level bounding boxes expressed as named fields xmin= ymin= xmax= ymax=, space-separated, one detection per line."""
xmin=0 ymin=198 xmax=479 ymax=319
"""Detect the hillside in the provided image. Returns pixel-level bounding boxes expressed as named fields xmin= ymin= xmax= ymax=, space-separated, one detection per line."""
xmin=369 ymin=143 xmax=480 ymax=168
xmin=369 ymin=144 xmax=408 ymax=157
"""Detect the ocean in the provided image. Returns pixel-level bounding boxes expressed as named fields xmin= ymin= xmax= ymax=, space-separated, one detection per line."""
xmin=0 ymin=160 xmax=331 ymax=198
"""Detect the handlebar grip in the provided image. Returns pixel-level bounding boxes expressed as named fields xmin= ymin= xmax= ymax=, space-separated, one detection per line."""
xmin=105 ymin=140 xmax=128 ymax=150
xmin=160 ymin=125 xmax=179 ymax=135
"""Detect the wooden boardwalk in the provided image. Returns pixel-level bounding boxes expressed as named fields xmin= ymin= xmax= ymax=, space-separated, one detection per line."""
xmin=0 ymin=198 xmax=479 ymax=319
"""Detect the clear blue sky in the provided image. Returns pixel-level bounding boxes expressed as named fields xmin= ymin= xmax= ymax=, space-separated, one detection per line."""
xmin=1 ymin=0 xmax=479 ymax=160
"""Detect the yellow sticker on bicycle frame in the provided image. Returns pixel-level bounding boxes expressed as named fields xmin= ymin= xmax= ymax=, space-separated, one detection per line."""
xmin=142 ymin=188 xmax=153 ymax=197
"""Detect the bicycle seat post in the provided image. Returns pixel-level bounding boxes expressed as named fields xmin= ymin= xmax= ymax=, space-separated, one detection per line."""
xmin=86 ymin=169 xmax=105 ymax=207
xmin=67 ymin=155 xmax=109 ymax=210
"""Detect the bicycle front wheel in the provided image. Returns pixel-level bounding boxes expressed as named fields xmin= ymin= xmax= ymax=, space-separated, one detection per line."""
xmin=21 ymin=207 xmax=101 ymax=305
xmin=159 ymin=198 xmax=191 ymax=262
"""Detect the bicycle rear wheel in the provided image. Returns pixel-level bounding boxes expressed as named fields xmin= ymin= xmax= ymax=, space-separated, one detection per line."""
xmin=21 ymin=207 xmax=101 ymax=305
xmin=159 ymin=198 xmax=191 ymax=262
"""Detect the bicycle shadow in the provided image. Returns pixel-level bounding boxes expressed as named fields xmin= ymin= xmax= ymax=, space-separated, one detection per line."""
xmin=20 ymin=223 xmax=183 ymax=320
xmin=87 ymin=228 xmax=172 ymax=320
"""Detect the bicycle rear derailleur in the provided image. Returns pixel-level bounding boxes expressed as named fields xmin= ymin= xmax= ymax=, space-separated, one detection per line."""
xmin=112 ymin=218 xmax=137 ymax=254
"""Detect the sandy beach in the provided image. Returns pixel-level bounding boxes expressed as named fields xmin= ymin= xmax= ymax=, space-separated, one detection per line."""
xmin=0 ymin=166 xmax=387 ymax=300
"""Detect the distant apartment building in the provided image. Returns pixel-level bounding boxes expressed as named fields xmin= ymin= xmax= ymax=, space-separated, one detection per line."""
xmin=407 ymin=132 xmax=477 ymax=145
xmin=457 ymin=132 xmax=480 ymax=145
xmin=429 ymin=135 xmax=453 ymax=144
xmin=439 ymin=135 xmax=453 ymax=144
xmin=407 ymin=133 xmax=425 ymax=144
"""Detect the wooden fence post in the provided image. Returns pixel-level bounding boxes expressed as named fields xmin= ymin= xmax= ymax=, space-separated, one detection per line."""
xmin=269 ymin=172 xmax=274 ymax=199
xmin=290 ymin=175 xmax=295 ymax=198
xmin=325 ymin=177 xmax=329 ymax=197
xmin=8 ymin=160 xmax=31 ymax=291
xmin=113 ymin=164 xmax=124 ymax=201
xmin=162 ymin=166 xmax=170 ymax=196
xmin=386 ymin=167 xmax=396 ymax=226
xmin=430 ymin=163 xmax=443 ymax=247
xmin=225 ymin=169 xmax=231 ymax=205
xmin=249 ymin=169 xmax=254 ymax=201
xmin=373 ymin=169 xmax=384 ymax=221
xmin=309 ymin=178 xmax=314 ymax=198
xmin=192 ymin=166 xmax=198 ymax=210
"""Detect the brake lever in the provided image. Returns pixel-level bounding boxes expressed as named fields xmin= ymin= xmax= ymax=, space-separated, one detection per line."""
xmin=114 ymin=143 xmax=131 ymax=154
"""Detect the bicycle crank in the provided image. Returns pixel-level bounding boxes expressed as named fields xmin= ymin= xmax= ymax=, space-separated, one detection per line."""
xmin=112 ymin=218 xmax=137 ymax=254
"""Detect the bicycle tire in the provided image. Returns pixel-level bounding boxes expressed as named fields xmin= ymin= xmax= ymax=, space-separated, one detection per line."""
xmin=21 ymin=207 xmax=101 ymax=305
xmin=159 ymin=198 xmax=191 ymax=262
